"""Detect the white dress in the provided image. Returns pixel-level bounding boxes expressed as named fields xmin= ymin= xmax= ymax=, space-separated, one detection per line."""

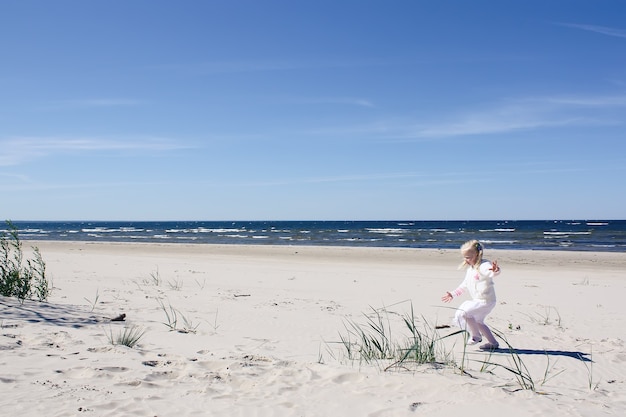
xmin=450 ymin=260 xmax=498 ymax=327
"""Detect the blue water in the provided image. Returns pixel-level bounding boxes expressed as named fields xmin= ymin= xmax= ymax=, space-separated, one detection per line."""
xmin=5 ymin=220 xmax=625 ymax=252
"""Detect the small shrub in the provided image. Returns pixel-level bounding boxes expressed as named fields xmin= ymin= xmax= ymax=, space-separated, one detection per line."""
xmin=0 ymin=220 xmax=49 ymax=302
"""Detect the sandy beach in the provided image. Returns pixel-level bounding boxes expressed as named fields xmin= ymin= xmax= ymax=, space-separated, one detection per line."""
xmin=1 ymin=241 xmax=625 ymax=416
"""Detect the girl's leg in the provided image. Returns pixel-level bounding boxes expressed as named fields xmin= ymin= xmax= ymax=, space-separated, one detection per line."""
xmin=476 ymin=322 xmax=498 ymax=348
xmin=464 ymin=316 xmax=482 ymax=342
xmin=455 ymin=302 xmax=484 ymax=342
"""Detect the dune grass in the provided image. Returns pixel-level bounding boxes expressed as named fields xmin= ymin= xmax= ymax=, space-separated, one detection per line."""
xmin=331 ymin=303 xmax=592 ymax=393
xmin=107 ymin=325 xmax=146 ymax=348
xmin=330 ymin=303 xmax=459 ymax=371
xmin=475 ymin=330 xmax=536 ymax=390
xmin=157 ymin=298 xmax=200 ymax=333
xmin=1 ymin=220 xmax=49 ymax=302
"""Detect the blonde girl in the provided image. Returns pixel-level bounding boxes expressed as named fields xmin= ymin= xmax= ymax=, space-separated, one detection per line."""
xmin=441 ymin=240 xmax=501 ymax=350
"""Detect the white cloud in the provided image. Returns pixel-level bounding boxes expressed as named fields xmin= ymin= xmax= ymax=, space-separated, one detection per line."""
xmin=305 ymin=109 xmax=583 ymax=141
xmin=295 ymin=97 xmax=375 ymax=108
xmin=62 ymin=98 xmax=144 ymax=107
xmin=0 ymin=172 xmax=30 ymax=183
xmin=0 ymin=136 xmax=191 ymax=166
xmin=41 ymin=98 xmax=145 ymax=110
xmin=248 ymin=92 xmax=626 ymax=142
xmin=557 ymin=22 xmax=626 ymax=39
xmin=378 ymin=94 xmax=625 ymax=140
xmin=529 ymin=95 xmax=626 ymax=107
xmin=149 ymin=58 xmax=376 ymax=75
xmin=409 ymin=113 xmax=581 ymax=138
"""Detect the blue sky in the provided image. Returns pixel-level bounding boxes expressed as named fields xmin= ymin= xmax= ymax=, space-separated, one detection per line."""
xmin=1 ymin=0 xmax=625 ymax=221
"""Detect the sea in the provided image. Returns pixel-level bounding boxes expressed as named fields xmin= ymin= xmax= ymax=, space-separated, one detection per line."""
xmin=5 ymin=220 xmax=626 ymax=252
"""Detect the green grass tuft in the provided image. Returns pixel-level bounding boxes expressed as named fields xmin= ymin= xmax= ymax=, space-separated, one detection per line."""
xmin=107 ymin=325 xmax=146 ymax=348
xmin=1 ymin=220 xmax=50 ymax=302
xmin=331 ymin=303 xmax=455 ymax=370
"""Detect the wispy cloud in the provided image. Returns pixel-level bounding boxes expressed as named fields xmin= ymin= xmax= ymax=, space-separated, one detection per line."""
xmin=410 ymin=118 xmax=580 ymax=138
xmin=368 ymin=94 xmax=626 ymax=140
xmin=290 ymin=97 xmax=375 ymax=108
xmin=0 ymin=136 xmax=191 ymax=166
xmin=557 ymin=22 xmax=626 ymax=39
xmin=528 ymin=95 xmax=626 ymax=107
xmin=0 ymin=171 xmax=461 ymax=193
xmin=0 ymin=172 xmax=31 ymax=184
xmin=43 ymin=98 xmax=145 ymax=110
xmin=149 ymin=58 xmax=382 ymax=75
xmin=195 ymin=170 xmax=475 ymax=189
xmin=304 ymin=110 xmax=593 ymax=141
xmin=65 ymin=98 xmax=144 ymax=107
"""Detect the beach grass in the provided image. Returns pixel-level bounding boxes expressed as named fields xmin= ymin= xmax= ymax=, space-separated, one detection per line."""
xmin=1 ymin=220 xmax=49 ymax=302
xmin=476 ymin=330 xmax=536 ymax=391
xmin=331 ymin=303 xmax=592 ymax=393
xmin=331 ymin=303 xmax=456 ymax=370
xmin=107 ymin=325 xmax=146 ymax=348
xmin=157 ymin=298 xmax=200 ymax=333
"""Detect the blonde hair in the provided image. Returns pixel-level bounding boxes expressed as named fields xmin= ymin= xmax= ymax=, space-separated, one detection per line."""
xmin=458 ymin=239 xmax=484 ymax=270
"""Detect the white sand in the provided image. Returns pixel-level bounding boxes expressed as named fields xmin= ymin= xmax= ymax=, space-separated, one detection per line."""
xmin=1 ymin=241 xmax=625 ymax=416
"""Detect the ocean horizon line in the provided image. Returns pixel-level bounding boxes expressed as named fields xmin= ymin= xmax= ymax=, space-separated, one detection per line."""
xmin=5 ymin=219 xmax=625 ymax=253
xmin=6 ymin=218 xmax=624 ymax=225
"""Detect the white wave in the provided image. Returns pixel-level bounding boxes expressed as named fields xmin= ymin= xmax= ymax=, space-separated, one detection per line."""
xmin=366 ymin=228 xmax=407 ymax=234
xmin=82 ymin=227 xmax=145 ymax=233
xmin=480 ymin=240 xmax=518 ymax=244
xmin=544 ymin=231 xmax=591 ymax=236
xmin=119 ymin=227 xmax=144 ymax=232
xmin=195 ymin=228 xmax=246 ymax=233
xmin=587 ymin=222 xmax=608 ymax=226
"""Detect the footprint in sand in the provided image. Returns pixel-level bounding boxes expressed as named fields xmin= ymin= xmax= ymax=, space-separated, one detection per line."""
xmin=97 ymin=366 xmax=129 ymax=373
xmin=332 ymin=372 xmax=366 ymax=384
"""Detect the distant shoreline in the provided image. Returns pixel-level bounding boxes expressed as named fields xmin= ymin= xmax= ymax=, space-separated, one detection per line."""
xmin=24 ymin=239 xmax=626 ymax=271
